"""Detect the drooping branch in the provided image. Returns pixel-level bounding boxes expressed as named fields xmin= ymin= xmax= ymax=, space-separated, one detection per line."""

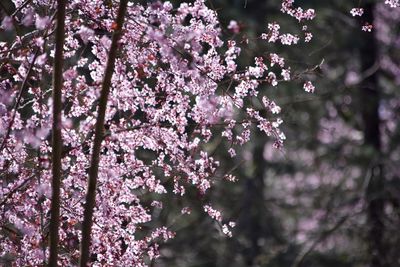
xmin=48 ymin=0 xmax=66 ymax=265
xmin=78 ymin=1 xmax=129 ymax=266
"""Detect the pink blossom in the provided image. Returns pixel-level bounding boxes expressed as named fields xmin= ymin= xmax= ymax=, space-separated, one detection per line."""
xmin=181 ymin=207 xmax=192 ymax=214
xmin=22 ymin=9 xmax=35 ymax=26
xmin=385 ymin=0 xmax=400 ymax=7
xmin=1 ymin=16 xmax=13 ymax=31
xmin=78 ymin=26 xmax=94 ymax=43
xmin=305 ymin=32 xmax=313 ymax=42
xmin=362 ymin=23 xmax=374 ymax=32
xmin=228 ymin=148 xmax=236 ymax=157
xmin=227 ymin=20 xmax=240 ymax=33
xmin=350 ymin=8 xmax=364 ymax=16
xmin=35 ymin=15 xmax=50 ymax=30
xmin=204 ymin=205 xmax=223 ymax=222
xmin=303 ymin=81 xmax=315 ymax=93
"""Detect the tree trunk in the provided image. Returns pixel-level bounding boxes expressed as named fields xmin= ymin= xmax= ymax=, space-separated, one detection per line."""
xmin=359 ymin=3 xmax=387 ymax=267
xmin=48 ymin=0 xmax=66 ymax=265
xmin=239 ymin=134 xmax=283 ymax=266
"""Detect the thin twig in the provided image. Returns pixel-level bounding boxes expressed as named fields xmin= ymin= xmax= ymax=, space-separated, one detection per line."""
xmin=291 ymin=216 xmax=349 ymax=267
xmin=11 ymin=0 xmax=33 ymax=17
xmin=0 ymin=48 xmax=40 ymax=152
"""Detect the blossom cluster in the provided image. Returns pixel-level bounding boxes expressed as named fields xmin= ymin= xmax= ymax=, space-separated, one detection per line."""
xmin=0 ymin=0 xmax=315 ymax=265
xmin=385 ymin=0 xmax=400 ymax=8
xmin=350 ymin=0 xmax=398 ymax=31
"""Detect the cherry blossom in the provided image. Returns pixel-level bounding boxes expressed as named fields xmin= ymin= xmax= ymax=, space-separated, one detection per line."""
xmin=1 ymin=16 xmax=13 ymax=30
xmin=303 ymin=81 xmax=315 ymax=93
xmin=362 ymin=22 xmax=374 ymax=32
xmin=350 ymin=8 xmax=364 ymax=16
xmin=385 ymin=0 xmax=400 ymax=7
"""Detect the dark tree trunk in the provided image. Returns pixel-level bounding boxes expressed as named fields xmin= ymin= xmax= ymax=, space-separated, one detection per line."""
xmin=359 ymin=3 xmax=387 ymax=267
xmin=241 ymin=143 xmax=265 ymax=266
xmin=48 ymin=0 xmax=66 ymax=265
xmin=239 ymin=134 xmax=284 ymax=266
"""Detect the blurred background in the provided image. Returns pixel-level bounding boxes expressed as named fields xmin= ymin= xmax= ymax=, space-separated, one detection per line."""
xmin=1 ymin=0 xmax=399 ymax=266
xmin=153 ymin=1 xmax=400 ymax=266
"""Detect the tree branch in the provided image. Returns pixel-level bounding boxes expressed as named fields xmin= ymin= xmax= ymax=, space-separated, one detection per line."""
xmin=48 ymin=0 xmax=66 ymax=265
xmin=79 ymin=1 xmax=128 ymax=266
xmin=291 ymin=216 xmax=349 ymax=267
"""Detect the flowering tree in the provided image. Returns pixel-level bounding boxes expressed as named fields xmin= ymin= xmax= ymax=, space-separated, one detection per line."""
xmin=0 ymin=0 xmax=397 ymax=266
